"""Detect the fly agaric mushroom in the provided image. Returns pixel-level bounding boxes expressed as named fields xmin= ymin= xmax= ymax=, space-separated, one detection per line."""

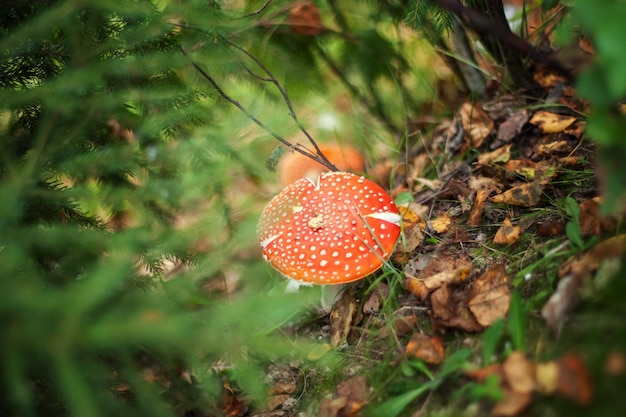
xmin=258 ymin=172 xmax=401 ymax=287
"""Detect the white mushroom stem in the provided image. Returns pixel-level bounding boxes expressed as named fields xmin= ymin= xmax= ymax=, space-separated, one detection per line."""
xmin=285 ymin=279 xmax=345 ymax=314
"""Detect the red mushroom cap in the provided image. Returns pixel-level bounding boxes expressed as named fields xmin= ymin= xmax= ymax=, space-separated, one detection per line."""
xmin=258 ymin=172 xmax=401 ymax=285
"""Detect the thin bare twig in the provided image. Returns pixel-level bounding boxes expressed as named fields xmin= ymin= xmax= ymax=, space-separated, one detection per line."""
xmin=223 ymin=38 xmax=336 ymax=169
xmin=180 ymin=47 xmax=337 ymax=171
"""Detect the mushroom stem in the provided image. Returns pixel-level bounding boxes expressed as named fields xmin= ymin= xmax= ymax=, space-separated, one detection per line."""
xmin=320 ymin=284 xmax=347 ymax=313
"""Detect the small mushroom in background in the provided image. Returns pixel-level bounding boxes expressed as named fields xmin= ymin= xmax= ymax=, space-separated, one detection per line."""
xmin=278 ymin=144 xmax=365 ymax=186
xmin=257 ymin=171 xmax=402 ymax=310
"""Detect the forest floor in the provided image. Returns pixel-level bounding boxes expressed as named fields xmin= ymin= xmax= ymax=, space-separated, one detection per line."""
xmin=222 ymin=62 xmax=626 ymax=417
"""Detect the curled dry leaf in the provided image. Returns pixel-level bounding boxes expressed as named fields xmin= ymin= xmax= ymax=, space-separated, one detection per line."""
xmin=468 ymin=188 xmax=492 ymax=226
xmin=477 ymin=144 xmax=512 ymax=165
xmin=491 ymin=389 xmax=532 ymax=417
xmin=502 ymin=351 xmax=535 ymax=394
xmin=431 ymin=284 xmax=483 ymax=332
xmin=502 ymin=159 xmax=536 ymax=181
xmin=405 ymin=250 xmax=472 ymax=301
xmin=460 ymin=101 xmax=494 ymax=148
xmin=529 ymin=111 xmax=577 ymax=134
xmin=468 ymin=263 xmax=511 ymax=327
xmin=493 ymin=217 xmax=521 ymax=245
xmin=405 ymin=333 xmax=445 ymax=365
xmin=555 ymin=353 xmax=593 ymax=405
xmin=318 ymin=376 xmax=370 ymax=417
xmin=495 ymin=110 xmax=529 ymax=144
xmin=491 ymin=181 xmax=544 ymax=207
xmin=429 ymin=213 xmax=453 ymax=233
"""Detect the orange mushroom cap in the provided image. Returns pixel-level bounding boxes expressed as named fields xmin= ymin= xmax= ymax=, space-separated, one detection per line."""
xmin=278 ymin=144 xmax=365 ymax=186
xmin=258 ymin=172 xmax=401 ymax=285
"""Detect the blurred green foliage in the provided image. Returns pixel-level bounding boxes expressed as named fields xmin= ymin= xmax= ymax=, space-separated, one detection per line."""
xmin=0 ymin=1 xmax=320 ymax=416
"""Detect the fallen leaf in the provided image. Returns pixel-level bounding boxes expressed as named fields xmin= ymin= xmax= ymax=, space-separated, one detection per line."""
xmin=319 ymin=376 xmax=369 ymax=417
xmin=468 ymin=188 xmax=492 ymax=226
xmin=502 ymin=351 xmax=535 ymax=394
xmin=556 ymin=353 xmax=592 ymax=405
xmin=495 ymin=110 xmax=529 ymax=143
xmin=460 ymin=101 xmax=494 ymax=148
xmin=222 ymin=379 xmax=248 ymax=417
xmin=493 ymin=217 xmax=521 ymax=245
xmin=405 ymin=334 xmax=445 ymax=365
xmin=469 ymin=263 xmax=511 ymax=327
xmin=362 ymin=283 xmax=388 ymax=315
xmin=478 ymin=144 xmax=512 ymax=165
xmin=502 ymin=159 xmax=536 ymax=181
xmin=430 ymin=213 xmax=453 ymax=233
xmin=536 ymin=220 xmax=565 ymax=237
xmin=535 ymin=361 xmax=559 ymax=395
xmin=469 ymin=176 xmax=503 ymax=192
xmin=431 ymin=284 xmax=483 ymax=332
xmin=405 ymin=251 xmax=472 ymax=301
xmin=266 ymin=394 xmax=290 ymax=411
xmin=529 ymin=111 xmax=577 ymax=134
xmin=537 ymin=139 xmax=573 ymax=156
xmin=465 ymin=363 xmax=503 ymax=383
xmin=491 ymin=388 xmax=532 ymax=417
xmin=491 ymin=181 xmax=544 ymax=207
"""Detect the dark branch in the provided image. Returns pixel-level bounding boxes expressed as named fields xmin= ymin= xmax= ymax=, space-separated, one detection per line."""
xmin=180 ymin=47 xmax=337 ymax=171
xmin=428 ymin=0 xmax=571 ymax=81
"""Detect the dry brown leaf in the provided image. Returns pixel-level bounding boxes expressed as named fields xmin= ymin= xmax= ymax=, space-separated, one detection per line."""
xmin=502 ymin=351 xmax=535 ymax=394
xmin=469 ymin=176 xmax=503 ymax=192
xmin=431 ymin=284 xmax=483 ymax=332
xmin=495 ymin=110 xmax=529 ymax=143
xmin=491 ymin=389 xmax=532 ymax=417
xmin=493 ymin=217 xmax=521 ymax=245
xmin=536 ymin=220 xmax=565 ymax=237
xmin=468 ymin=263 xmax=511 ymax=327
xmin=468 ymin=188 xmax=492 ymax=226
xmin=529 ymin=111 xmax=577 ymax=134
xmin=430 ymin=213 xmax=453 ymax=233
xmin=362 ymin=283 xmax=388 ymax=315
xmin=288 ymin=1 xmax=324 ymax=36
xmin=399 ymin=204 xmax=427 ymax=229
xmin=478 ymin=144 xmax=512 ymax=165
xmin=460 ymin=101 xmax=494 ymax=148
xmin=405 ymin=334 xmax=445 ymax=365
xmin=465 ymin=363 xmax=503 ymax=383
xmin=405 ymin=264 xmax=472 ymax=301
xmin=502 ymin=159 xmax=536 ymax=181
xmin=535 ymin=361 xmax=559 ymax=395
xmin=318 ymin=376 xmax=369 ymax=417
xmin=491 ymin=181 xmax=544 ymax=207
xmin=222 ymin=379 xmax=248 ymax=417
xmin=266 ymin=394 xmax=290 ymax=411
xmin=405 ymin=253 xmax=472 ymax=301
xmin=537 ymin=139 xmax=573 ymax=156
xmin=555 ymin=353 xmax=592 ymax=405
